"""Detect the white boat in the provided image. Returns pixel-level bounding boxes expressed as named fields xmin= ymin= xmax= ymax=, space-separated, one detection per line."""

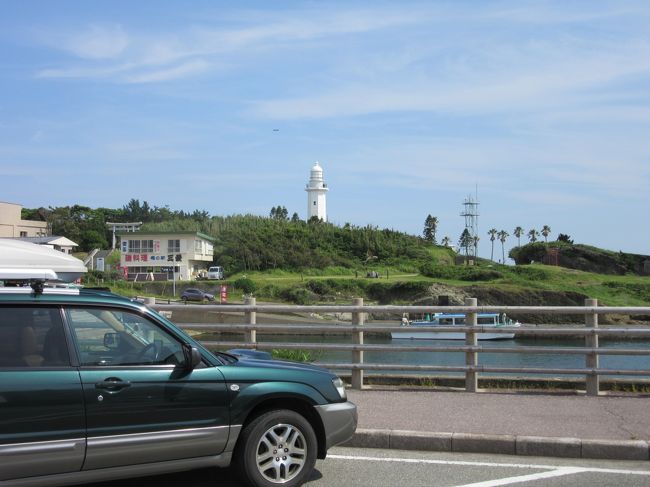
xmin=392 ymin=312 xmax=520 ymax=340
xmin=0 ymin=239 xmax=87 ymax=283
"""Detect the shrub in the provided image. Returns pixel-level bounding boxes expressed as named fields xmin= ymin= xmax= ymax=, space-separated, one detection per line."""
xmin=366 ymin=281 xmax=431 ymax=303
xmin=271 ymin=349 xmax=318 ymax=362
xmin=232 ymin=277 xmax=256 ymax=294
xmin=280 ymin=287 xmax=319 ymax=305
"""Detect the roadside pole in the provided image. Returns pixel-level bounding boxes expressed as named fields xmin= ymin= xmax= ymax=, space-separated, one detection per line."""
xmin=465 ymin=297 xmax=478 ymax=392
xmin=585 ymin=298 xmax=599 ymax=396
xmin=352 ymin=298 xmax=364 ymax=390
xmin=245 ymin=296 xmax=256 ymax=344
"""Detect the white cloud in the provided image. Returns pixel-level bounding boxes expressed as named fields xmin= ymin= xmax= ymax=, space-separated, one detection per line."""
xmin=58 ymin=24 xmax=129 ymax=60
xmin=124 ymin=59 xmax=209 ymax=84
xmin=35 ymin=7 xmax=428 ymax=84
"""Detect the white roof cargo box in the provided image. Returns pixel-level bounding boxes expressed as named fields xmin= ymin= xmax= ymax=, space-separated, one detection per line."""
xmin=0 ymin=239 xmax=87 ymax=282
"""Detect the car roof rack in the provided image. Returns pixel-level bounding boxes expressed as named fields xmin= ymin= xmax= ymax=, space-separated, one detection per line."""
xmin=0 ymin=268 xmax=83 ymax=295
xmin=0 ymin=239 xmax=87 ymax=294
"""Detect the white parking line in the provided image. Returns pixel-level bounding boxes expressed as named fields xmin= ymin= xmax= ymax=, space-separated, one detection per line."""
xmin=328 ymin=454 xmax=650 ymax=477
xmin=452 ymin=467 xmax=587 ymax=487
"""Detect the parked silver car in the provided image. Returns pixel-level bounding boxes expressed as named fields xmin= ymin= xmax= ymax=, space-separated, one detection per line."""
xmin=181 ymin=288 xmax=215 ymax=302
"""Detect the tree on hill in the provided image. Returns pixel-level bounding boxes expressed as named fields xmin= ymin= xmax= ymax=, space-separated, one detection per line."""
xmin=458 ymin=229 xmax=472 ymax=258
xmin=498 ymin=230 xmax=509 ymax=263
xmin=441 ymin=236 xmax=451 ymax=247
xmin=488 ymin=228 xmax=498 ymax=261
xmin=270 ymin=206 xmax=289 ymax=220
xmin=514 ymin=226 xmax=524 ymax=247
xmin=472 ymin=235 xmax=480 ymax=258
xmin=557 ymin=233 xmax=574 ymax=244
xmin=528 ymin=228 xmax=539 ymax=243
xmin=422 ymin=215 xmax=438 ymax=244
xmin=541 ymin=225 xmax=552 ymax=242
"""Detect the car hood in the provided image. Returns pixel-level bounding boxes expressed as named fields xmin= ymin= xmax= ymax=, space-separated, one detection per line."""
xmin=231 ymin=355 xmax=331 ymax=374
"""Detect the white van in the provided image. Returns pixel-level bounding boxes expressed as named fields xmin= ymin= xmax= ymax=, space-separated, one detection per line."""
xmin=207 ymin=266 xmax=224 ymax=280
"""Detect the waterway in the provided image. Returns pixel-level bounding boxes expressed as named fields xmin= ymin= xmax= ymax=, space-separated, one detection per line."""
xmin=240 ymin=333 xmax=650 ymax=378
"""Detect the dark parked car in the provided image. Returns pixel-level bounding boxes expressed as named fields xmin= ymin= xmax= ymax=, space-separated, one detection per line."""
xmin=0 ymin=243 xmax=357 ymax=487
xmin=181 ymin=287 xmax=215 ymax=302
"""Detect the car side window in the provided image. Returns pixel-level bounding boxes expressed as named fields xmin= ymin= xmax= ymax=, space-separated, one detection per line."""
xmin=0 ymin=307 xmax=70 ymax=367
xmin=65 ymin=308 xmax=185 ymax=367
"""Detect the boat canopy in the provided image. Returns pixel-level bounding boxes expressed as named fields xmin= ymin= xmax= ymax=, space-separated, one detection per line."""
xmin=0 ymin=239 xmax=87 ymax=283
xmin=431 ymin=312 xmax=500 ymax=318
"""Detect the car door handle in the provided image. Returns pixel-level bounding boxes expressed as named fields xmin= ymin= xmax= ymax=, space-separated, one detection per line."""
xmin=95 ymin=378 xmax=132 ymax=390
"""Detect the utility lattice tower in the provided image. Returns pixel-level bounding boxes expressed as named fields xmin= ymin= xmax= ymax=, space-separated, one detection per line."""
xmin=460 ymin=194 xmax=480 ymax=258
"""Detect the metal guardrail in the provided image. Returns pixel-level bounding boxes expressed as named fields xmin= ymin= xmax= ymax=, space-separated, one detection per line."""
xmin=152 ymin=297 xmax=650 ymax=395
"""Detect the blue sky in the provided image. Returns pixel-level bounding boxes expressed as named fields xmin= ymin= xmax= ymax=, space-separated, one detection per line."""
xmin=1 ymin=1 xmax=649 ymax=259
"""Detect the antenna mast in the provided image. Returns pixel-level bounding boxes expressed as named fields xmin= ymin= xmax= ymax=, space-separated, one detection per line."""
xmin=460 ymin=192 xmax=480 ymax=258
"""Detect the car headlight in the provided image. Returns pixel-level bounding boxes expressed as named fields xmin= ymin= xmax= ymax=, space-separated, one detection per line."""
xmin=332 ymin=377 xmax=347 ymax=400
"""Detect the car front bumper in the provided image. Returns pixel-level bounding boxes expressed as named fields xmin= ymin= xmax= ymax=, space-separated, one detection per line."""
xmin=314 ymin=401 xmax=358 ymax=450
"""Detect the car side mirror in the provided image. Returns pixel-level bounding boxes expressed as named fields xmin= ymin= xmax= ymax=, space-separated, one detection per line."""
xmin=182 ymin=344 xmax=202 ymax=370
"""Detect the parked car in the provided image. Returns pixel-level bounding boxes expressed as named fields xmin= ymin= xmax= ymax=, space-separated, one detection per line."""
xmin=181 ymin=287 xmax=215 ymax=302
xmin=0 ymin=240 xmax=357 ymax=487
xmin=207 ymin=265 xmax=224 ymax=280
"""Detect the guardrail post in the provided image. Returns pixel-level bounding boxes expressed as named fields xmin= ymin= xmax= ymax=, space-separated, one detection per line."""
xmin=244 ymin=296 xmax=257 ymax=345
xmin=465 ymin=297 xmax=478 ymax=392
xmin=585 ymin=298 xmax=599 ymax=396
xmin=351 ymin=298 xmax=364 ymax=390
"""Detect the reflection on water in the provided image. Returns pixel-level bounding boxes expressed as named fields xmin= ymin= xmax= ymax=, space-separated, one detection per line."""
xmin=203 ymin=329 xmax=650 ymax=377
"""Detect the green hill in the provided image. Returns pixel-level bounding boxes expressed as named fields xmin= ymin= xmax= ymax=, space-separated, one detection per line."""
xmin=509 ymin=242 xmax=650 ymax=276
xmin=26 ymin=201 xmax=650 ymax=311
xmin=142 ymin=215 xmax=455 ymax=273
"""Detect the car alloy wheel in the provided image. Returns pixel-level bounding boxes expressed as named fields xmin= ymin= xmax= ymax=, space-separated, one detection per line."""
xmin=256 ymin=422 xmax=306 ymax=483
xmin=236 ymin=409 xmax=316 ymax=487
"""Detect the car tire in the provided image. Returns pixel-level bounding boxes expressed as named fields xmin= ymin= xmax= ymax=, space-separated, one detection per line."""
xmin=235 ymin=409 xmax=317 ymax=487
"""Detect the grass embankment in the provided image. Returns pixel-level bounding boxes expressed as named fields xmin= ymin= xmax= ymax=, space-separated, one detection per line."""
xmin=89 ymin=262 xmax=650 ymax=308
xmin=220 ymin=262 xmax=650 ymax=307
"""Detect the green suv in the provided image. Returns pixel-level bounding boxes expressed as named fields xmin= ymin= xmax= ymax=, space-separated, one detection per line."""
xmin=0 ymin=243 xmax=357 ymax=487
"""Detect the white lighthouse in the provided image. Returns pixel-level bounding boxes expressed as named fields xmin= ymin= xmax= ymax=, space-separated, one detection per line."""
xmin=305 ymin=161 xmax=328 ymax=221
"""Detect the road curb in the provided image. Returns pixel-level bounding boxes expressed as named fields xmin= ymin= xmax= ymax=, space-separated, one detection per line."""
xmin=343 ymin=429 xmax=650 ymax=461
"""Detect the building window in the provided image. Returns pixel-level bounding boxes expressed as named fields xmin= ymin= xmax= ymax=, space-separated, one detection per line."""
xmin=19 ymin=231 xmax=27 ymax=237
xmin=168 ymin=239 xmax=180 ymax=253
xmin=194 ymin=240 xmax=203 ymax=253
xmin=129 ymin=240 xmax=141 ymax=253
xmin=141 ymin=240 xmax=154 ymax=252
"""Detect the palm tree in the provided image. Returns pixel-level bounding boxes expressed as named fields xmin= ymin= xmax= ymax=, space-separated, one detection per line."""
xmin=513 ymin=226 xmax=524 ymax=247
xmin=441 ymin=236 xmax=451 ymax=247
xmin=488 ymin=228 xmax=498 ymax=261
xmin=541 ymin=225 xmax=551 ymax=242
xmin=528 ymin=228 xmax=539 ymax=243
xmin=497 ymin=230 xmax=509 ymax=263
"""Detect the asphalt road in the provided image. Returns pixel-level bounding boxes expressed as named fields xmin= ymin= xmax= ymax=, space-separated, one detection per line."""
xmin=87 ymin=446 xmax=650 ymax=487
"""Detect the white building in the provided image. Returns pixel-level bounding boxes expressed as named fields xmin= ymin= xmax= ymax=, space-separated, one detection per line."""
xmin=14 ymin=236 xmax=78 ymax=254
xmin=305 ymin=161 xmax=328 ymax=221
xmin=117 ymin=231 xmax=214 ymax=281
